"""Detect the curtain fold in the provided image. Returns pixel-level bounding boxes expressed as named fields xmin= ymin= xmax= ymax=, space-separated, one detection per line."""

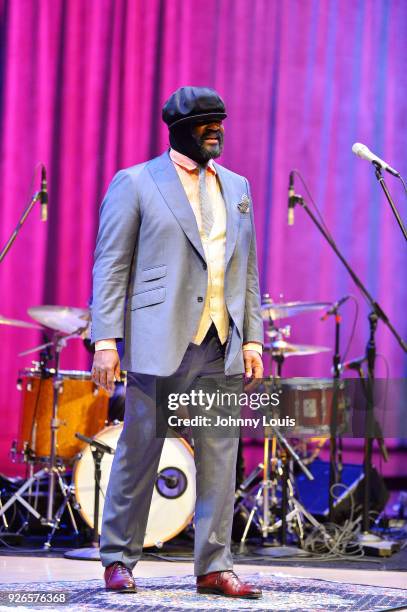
xmin=0 ymin=0 xmax=406 ymax=473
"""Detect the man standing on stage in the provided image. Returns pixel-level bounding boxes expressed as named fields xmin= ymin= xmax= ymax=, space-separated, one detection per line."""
xmin=91 ymin=86 xmax=264 ymax=599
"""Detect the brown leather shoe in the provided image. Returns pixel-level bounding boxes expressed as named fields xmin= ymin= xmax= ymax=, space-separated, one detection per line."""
xmin=197 ymin=570 xmax=262 ymax=599
xmin=104 ymin=561 xmax=137 ymax=593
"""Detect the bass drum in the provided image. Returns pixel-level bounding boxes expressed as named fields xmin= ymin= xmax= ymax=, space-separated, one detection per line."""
xmin=73 ymin=423 xmax=196 ymax=548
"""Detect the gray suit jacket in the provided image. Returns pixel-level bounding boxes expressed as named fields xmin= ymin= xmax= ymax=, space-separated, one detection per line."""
xmin=91 ymin=150 xmax=263 ymax=376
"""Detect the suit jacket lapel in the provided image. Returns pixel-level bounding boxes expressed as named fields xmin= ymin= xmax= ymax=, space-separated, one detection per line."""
xmin=214 ymin=163 xmax=240 ymax=268
xmin=148 ymin=151 xmax=206 ymax=262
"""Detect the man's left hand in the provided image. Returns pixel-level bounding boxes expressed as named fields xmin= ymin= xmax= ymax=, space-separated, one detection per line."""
xmin=243 ymin=350 xmax=263 ymax=378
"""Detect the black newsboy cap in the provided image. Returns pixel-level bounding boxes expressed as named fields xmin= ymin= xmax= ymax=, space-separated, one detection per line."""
xmin=162 ymin=86 xmax=227 ymax=129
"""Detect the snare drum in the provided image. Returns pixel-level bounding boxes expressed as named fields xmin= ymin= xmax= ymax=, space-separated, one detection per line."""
xmin=279 ymin=378 xmax=349 ymax=436
xmin=73 ymin=423 xmax=196 ymax=547
xmin=16 ymin=368 xmax=109 ymax=461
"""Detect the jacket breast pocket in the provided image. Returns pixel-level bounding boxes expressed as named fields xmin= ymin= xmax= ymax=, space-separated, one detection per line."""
xmin=141 ymin=264 xmax=167 ymax=282
xmin=130 ymin=286 xmax=166 ymax=310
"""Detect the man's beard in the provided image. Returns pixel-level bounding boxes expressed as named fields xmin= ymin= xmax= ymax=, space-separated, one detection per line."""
xmin=169 ymin=123 xmax=224 ymax=164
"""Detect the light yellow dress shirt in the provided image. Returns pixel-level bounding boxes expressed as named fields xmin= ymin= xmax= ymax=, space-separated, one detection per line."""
xmin=170 ymin=148 xmax=229 ymax=345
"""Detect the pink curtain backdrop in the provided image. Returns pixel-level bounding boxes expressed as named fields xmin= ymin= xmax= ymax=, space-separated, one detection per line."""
xmin=0 ymin=0 xmax=406 ymax=475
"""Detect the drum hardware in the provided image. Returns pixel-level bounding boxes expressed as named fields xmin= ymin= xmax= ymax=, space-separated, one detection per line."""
xmin=19 ymin=329 xmax=89 ymax=358
xmin=0 ymin=494 xmax=9 ymax=530
xmin=237 ymin=371 xmax=350 ymax=553
xmin=238 ymin=296 xmax=341 ymax=552
xmin=239 ymin=408 xmax=320 ymax=554
xmin=237 ymin=417 xmax=330 ymax=556
xmin=0 ymin=465 xmax=79 ymax=548
xmin=43 ymin=329 xmax=106 ymax=533
xmin=19 ymin=342 xmax=55 ymax=358
xmin=65 ymin=423 xmax=196 ymax=561
xmin=43 ymin=470 xmax=79 ymax=549
xmin=6 ymin=329 xmax=107 ymax=547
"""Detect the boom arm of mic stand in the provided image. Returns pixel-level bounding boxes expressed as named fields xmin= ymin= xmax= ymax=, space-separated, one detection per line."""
xmin=0 ymin=192 xmax=41 ymax=263
xmin=295 ymin=198 xmax=407 ymax=353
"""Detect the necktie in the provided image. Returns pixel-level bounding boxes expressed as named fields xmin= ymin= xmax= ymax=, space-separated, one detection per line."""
xmin=198 ymin=165 xmax=214 ymax=238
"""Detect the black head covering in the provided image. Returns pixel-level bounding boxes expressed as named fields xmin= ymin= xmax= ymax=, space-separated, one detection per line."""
xmin=162 ymin=86 xmax=227 ymax=128
xmin=163 ymin=86 xmax=226 ymax=163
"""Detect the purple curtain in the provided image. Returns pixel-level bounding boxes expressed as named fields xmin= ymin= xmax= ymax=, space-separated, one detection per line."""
xmin=0 ymin=0 xmax=406 ymax=473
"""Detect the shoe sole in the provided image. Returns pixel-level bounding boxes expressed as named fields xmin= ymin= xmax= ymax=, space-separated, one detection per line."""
xmin=106 ymin=587 xmax=137 ymax=594
xmin=197 ymin=587 xmax=262 ymax=599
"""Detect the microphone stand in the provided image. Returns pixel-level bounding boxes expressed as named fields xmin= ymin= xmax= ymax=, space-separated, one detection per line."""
xmin=291 ymin=195 xmax=406 ymax=353
xmin=64 ymin=433 xmax=115 ymax=561
xmin=325 ymin=305 xmax=343 ymax=520
xmin=0 ymin=191 xmax=43 ymax=263
xmin=75 ymin=433 xmax=115 ymax=547
xmin=290 ymin=191 xmax=406 ymax=534
xmin=372 ymin=162 xmax=407 ymax=242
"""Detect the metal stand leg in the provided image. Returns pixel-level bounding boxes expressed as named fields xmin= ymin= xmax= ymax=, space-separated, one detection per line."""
xmin=0 ymin=469 xmax=47 ymax=521
xmin=44 ymin=471 xmax=79 ymax=549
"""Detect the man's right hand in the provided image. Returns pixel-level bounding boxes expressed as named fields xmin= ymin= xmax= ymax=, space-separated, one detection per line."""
xmin=91 ymin=349 xmax=121 ymax=394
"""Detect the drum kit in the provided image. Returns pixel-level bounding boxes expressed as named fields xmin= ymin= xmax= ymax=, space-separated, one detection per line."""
xmin=0 ymin=305 xmax=197 ymax=549
xmin=0 ymin=296 xmax=352 ymax=552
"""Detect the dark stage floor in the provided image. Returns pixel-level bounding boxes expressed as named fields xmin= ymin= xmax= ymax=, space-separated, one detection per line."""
xmin=1 ymin=531 xmax=406 ymax=573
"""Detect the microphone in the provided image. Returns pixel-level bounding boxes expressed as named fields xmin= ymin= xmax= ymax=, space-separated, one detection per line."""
xmin=40 ymin=165 xmax=48 ymax=222
xmin=342 ymin=355 xmax=367 ymax=371
xmin=320 ymin=295 xmax=351 ymax=321
xmin=352 ymin=143 xmax=400 ymax=177
xmin=288 ymin=171 xmax=295 ymax=226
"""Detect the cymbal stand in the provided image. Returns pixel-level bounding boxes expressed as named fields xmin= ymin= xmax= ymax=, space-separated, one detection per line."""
xmin=238 ymin=358 xmax=283 ymax=548
xmin=0 ymin=333 xmax=80 ymax=546
xmin=238 ymin=421 xmax=328 ymax=553
xmin=237 ymin=434 xmax=280 ymax=550
xmin=44 ymin=333 xmax=64 ymax=524
xmin=44 ymin=329 xmax=88 ymax=546
xmin=0 ymin=467 xmax=79 ymax=542
xmin=44 ymin=326 xmax=88 ymax=525
xmin=260 ymin=426 xmax=323 ymax=544
xmin=44 ymin=470 xmax=79 ymax=549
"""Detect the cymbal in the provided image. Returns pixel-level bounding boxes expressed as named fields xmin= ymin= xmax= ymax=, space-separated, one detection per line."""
xmin=261 ymin=301 xmax=331 ymax=321
xmin=265 ymin=324 xmax=291 ymax=339
xmin=0 ymin=314 xmax=42 ymax=330
xmin=28 ymin=305 xmax=90 ymax=335
xmin=265 ymin=340 xmax=331 ymax=357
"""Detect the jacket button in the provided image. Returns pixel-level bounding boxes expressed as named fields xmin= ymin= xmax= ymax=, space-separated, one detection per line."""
xmin=197 ymin=296 xmax=203 ymax=302
xmin=202 ymin=263 xmax=207 ymax=270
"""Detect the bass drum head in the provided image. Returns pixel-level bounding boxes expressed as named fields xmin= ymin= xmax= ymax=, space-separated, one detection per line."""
xmin=73 ymin=424 xmax=196 ymax=548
